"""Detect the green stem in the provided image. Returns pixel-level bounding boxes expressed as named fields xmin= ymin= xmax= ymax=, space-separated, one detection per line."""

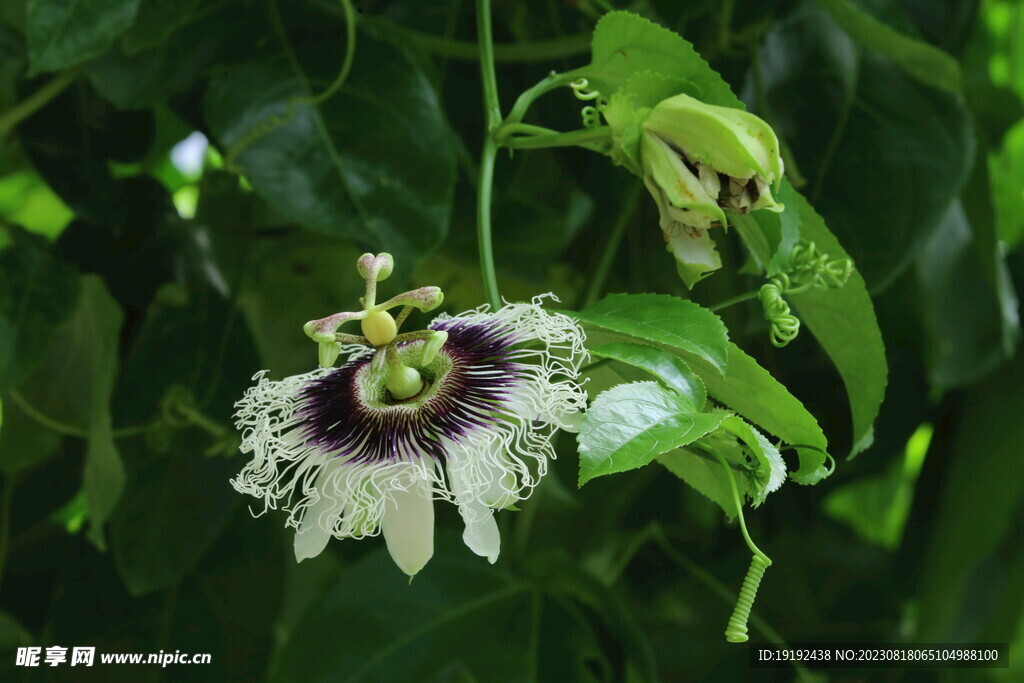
xmin=713 ymin=451 xmax=767 ymax=559
xmin=504 ymin=68 xmax=586 ymax=125
xmin=501 ymin=125 xmax=612 ymax=151
xmin=299 ymin=0 xmax=357 ymax=107
xmin=8 ymin=390 xmax=146 ymax=439
xmin=476 ymin=0 xmax=503 ymax=310
xmin=494 ymin=122 xmax=561 ymax=139
xmin=477 ymin=138 xmax=501 ymax=310
xmin=173 ymin=404 xmax=228 ymax=438
xmin=582 ymin=181 xmax=642 ymax=308
xmin=709 ymin=290 xmax=759 ymax=312
xmin=361 ymin=18 xmax=592 ymax=63
xmin=0 ymin=69 xmax=79 ymax=135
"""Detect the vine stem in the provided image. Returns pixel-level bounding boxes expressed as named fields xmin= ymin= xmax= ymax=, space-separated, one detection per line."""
xmin=709 ymin=290 xmax=759 ymax=312
xmin=714 ymin=451 xmax=767 ymax=559
xmin=7 ymin=390 xmax=145 ymax=439
xmin=0 ymin=69 xmax=78 ymax=135
xmin=475 ymin=0 xmax=503 ymax=310
xmin=358 ymin=17 xmax=591 ymax=63
xmin=500 ymin=125 xmax=612 ymax=152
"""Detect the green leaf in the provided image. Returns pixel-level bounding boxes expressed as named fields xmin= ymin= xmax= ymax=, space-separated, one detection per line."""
xmin=110 ymin=445 xmax=241 ymax=595
xmin=572 ymin=294 xmax=730 ymax=374
xmin=915 ymin=356 xmax=1024 ymax=640
xmin=27 ymin=0 xmax=140 ymax=74
xmin=577 ymin=381 xmax=727 ymax=486
xmin=992 ymin=120 xmax=1024 ymax=251
xmin=205 ymin=31 xmax=457 ymax=267
xmin=915 ymin=201 xmax=1019 ymax=391
xmin=823 ymin=424 xmax=930 ymax=550
xmin=271 ymin=545 xmax=533 ymax=683
xmin=731 ymin=181 xmax=802 ymax=276
xmin=585 ymin=11 xmax=740 ymax=107
xmin=589 ymin=341 xmax=706 ymax=410
xmin=758 ymin=8 xmax=973 ymax=289
xmin=736 ymin=183 xmax=886 ymax=456
xmin=718 ymin=415 xmax=787 ymax=504
xmin=661 ymin=415 xmax=786 ymax=515
xmin=786 ymin=190 xmax=888 ymax=456
xmin=811 ymin=0 xmax=961 ymax=95
xmin=0 ymin=228 xmax=80 ymax=394
xmin=659 ymin=447 xmax=739 ymax=517
xmin=75 ymin=276 xmax=126 ymax=549
xmin=683 ymin=342 xmax=831 ymax=485
xmin=121 ymin=0 xmax=200 ymax=54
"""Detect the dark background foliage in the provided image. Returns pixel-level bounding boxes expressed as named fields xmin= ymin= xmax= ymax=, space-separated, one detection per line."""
xmin=1 ymin=0 xmax=1022 ymax=680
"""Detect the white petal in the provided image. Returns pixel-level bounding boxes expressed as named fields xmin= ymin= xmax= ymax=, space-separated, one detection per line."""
xmin=293 ymin=459 xmax=344 ymax=563
xmin=381 ymin=480 xmax=435 ymax=576
xmin=461 ymin=501 xmax=500 ymax=564
xmin=293 ymin=519 xmax=332 ymax=563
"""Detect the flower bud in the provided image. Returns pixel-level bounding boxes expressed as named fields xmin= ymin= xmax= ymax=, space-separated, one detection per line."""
xmin=639 ymin=94 xmax=785 ymax=288
xmin=642 ymin=94 xmax=784 ymax=214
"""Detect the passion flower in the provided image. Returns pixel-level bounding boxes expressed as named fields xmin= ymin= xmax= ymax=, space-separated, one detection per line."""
xmin=230 ymin=254 xmax=587 ymax=576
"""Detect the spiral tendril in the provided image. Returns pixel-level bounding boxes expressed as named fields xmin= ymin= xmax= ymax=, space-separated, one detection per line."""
xmin=724 ymin=553 xmax=772 ymax=643
xmin=714 ymin=452 xmax=773 ymax=644
xmin=570 ymin=78 xmax=605 ymax=129
xmin=758 ymin=241 xmax=854 ymax=347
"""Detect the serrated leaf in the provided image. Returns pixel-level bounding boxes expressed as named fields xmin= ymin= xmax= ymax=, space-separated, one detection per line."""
xmin=731 ymin=184 xmax=887 ymax=458
xmin=27 ymin=0 xmax=140 ymax=74
xmin=718 ymin=416 xmax=787 ymax=504
xmin=660 ymin=416 xmax=787 ymax=514
xmin=572 ymin=294 xmax=729 ymax=374
xmin=585 ymin=11 xmax=740 ymax=107
xmin=577 ymin=381 xmax=727 ymax=486
xmin=589 ymin=341 xmax=706 ymax=410
xmin=786 ymin=191 xmax=887 ymax=456
xmin=682 ymin=342 xmax=831 ymax=485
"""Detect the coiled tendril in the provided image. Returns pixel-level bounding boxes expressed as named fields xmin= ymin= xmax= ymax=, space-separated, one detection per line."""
xmin=725 ymin=554 xmax=771 ymax=643
xmin=570 ymin=78 xmax=604 ymax=129
xmin=758 ymin=241 xmax=854 ymax=347
xmin=714 ymin=452 xmax=773 ymax=644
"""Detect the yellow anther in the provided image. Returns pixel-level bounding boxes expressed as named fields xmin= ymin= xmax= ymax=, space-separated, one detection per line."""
xmin=361 ymin=310 xmax=397 ymax=346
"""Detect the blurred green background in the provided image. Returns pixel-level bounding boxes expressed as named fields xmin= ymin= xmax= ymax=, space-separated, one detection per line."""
xmin=1 ymin=0 xmax=1022 ymax=680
